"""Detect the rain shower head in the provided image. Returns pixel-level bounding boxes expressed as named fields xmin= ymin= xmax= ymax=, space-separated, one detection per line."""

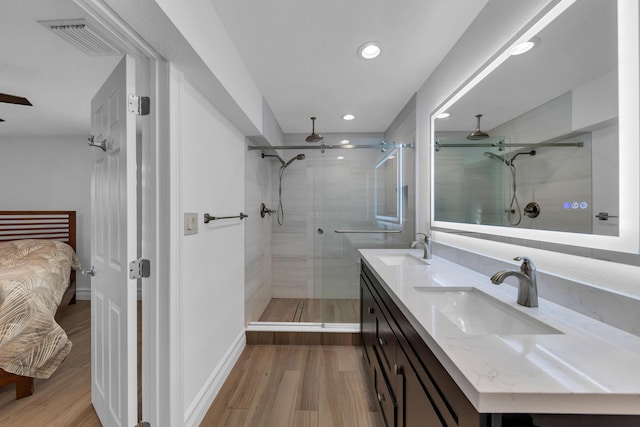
xmin=305 ymin=117 xmax=324 ymax=143
xmin=284 ymin=153 xmax=306 ymax=168
xmin=467 ymin=114 xmax=490 ymax=140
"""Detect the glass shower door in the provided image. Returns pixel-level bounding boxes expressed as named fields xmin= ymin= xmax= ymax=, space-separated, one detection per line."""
xmin=312 ymin=144 xmax=410 ymax=327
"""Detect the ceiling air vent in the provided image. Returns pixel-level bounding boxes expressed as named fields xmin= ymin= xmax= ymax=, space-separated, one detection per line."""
xmin=38 ymin=19 xmax=122 ymax=56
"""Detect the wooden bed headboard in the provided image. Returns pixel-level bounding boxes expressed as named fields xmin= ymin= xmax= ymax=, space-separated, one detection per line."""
xmin=0 ymin=211 xmax=77 ymax=252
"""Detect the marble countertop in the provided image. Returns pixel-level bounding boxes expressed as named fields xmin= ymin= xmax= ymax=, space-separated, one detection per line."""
xmin=360 ymin=249 xmax=640 ymax=415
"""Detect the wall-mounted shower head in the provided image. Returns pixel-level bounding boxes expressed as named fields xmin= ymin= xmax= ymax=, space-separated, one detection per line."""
xmin=261 ymin=152 xmax=285 ymax=166
xmin=483 ymin=151 xmax=509 ymax=165
xmin=283 ymin=153 xmax=306 ymax=168
xmin=510 ymin=150 xmax=536 ymax=163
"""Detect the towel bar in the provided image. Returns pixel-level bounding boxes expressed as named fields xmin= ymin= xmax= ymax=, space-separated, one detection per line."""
xmin=204 ymin=213 xmax=248 ymax=223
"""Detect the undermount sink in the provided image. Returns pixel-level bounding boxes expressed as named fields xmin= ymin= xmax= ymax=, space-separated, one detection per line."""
xmin=378 ymin=254 xmax=430 ymax=266
xmin=414 ymin=287 xmax=561 ymax=336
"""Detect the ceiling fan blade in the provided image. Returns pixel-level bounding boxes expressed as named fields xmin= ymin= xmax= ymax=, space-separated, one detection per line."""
xmin=0 ymin=93 xmax=32 ymax=106
xmin=0 ymin=118 xmax=5 ymax=122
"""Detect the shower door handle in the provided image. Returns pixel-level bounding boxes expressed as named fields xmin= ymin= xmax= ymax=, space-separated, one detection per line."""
xmin=334 ymin=229 xmax=402 ymax=234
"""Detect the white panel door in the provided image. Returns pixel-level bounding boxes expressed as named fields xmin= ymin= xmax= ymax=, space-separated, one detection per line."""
xmin=90 ymin=55 xmax=137 ymax=427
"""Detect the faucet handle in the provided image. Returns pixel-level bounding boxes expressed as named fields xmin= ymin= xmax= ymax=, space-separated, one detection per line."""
xmin=514 ymin=256 xmax=535 ymax=272
xmin=415 ymin=232 xmax=430 ymax=242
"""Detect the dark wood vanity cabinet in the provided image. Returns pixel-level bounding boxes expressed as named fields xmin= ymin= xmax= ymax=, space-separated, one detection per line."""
xmin=361 ymin=261 xmax=640 ymax=427
xmin=360 ymin=262 xmax=486 ymax=427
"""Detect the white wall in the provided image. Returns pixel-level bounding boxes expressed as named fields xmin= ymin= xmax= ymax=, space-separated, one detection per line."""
xmin=176 ymin=75 xmax=246 ymax=424
xmin=0 ymin=136 xmax=92 ymax=295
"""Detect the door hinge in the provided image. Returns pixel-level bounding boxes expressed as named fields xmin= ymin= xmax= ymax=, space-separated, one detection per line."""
xmin=128 ymin=94 xmax=150 ymax=116
xmin=129 ymin=258 xmax=151 ymax=279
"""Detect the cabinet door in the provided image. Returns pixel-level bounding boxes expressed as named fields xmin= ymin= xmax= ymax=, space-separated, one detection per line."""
xmin=360 ymin=276 xmax=376 ymax=366
xmin=397 ymin=347 xmax=446 ymax=427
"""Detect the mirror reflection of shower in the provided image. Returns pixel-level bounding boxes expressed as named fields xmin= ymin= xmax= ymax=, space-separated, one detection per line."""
xmin=484 ymin=150 xmax=536 ymax=226
xmin=261 ymin=152 xmax=306 ymax=225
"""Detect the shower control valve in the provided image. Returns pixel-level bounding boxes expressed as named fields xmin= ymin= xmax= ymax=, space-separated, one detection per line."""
xmin=260 ymin=203 xmax=275 ymax=218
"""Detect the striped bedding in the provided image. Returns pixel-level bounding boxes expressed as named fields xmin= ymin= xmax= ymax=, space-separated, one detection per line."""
xmin=0 ymin=239 xmax=81 ymax=378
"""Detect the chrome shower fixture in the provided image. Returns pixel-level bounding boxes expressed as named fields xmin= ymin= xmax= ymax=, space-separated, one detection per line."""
xmin=261 ymin=152 xmax=285 ymax=166
xmin=284 ymin=153 xmax=306 ymax=168
xmin=467 ymin=114 xmax=490 ymax=140
xmin=510 ymin=150 xmax=536 ymax=163
xmin=261 ymin=151 xmax=306 ymax=225
xmin=305 ymin=116 xmax=324 ymax=143
xmin=483 ymin=151 xmax=509 ymax=165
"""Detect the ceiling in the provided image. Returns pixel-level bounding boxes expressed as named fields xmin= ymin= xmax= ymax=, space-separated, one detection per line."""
xmin=210 ymin=0 xmax=488 ymax=134
xmin=0 ymin=0 xmax=488 ymax=138
xmin=0 ymin=0 xmax=119 ymax=138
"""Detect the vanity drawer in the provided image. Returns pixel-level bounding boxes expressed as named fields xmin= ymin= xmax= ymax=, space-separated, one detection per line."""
xmin=373 ymin=350 xmax=397 ymax=427
xmin=375 ymin=310 xmax=397 ymax=382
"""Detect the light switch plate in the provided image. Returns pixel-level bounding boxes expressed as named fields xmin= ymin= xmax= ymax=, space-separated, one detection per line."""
xmin=184 ymin=212 xmax=198 ymax=235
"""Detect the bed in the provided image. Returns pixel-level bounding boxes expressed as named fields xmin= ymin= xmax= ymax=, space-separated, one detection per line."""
xmin=0 ymin=211 xmax=80 ymax=399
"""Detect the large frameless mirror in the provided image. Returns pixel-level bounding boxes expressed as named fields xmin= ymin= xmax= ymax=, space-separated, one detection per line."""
xmin=431 ymin=0 xmax=640 ymax=253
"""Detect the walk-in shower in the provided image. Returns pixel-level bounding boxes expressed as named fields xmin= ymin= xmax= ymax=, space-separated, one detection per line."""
xmin=484 ymin=149 xmax=536 ymax=225
xmin=261 ymin=152 xmax=306 ymax=225
xmin=247 ymin=137 xmax=416 ymax=335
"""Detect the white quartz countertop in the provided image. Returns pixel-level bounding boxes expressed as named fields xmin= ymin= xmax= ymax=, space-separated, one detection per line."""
xmin=359 ymin=249 xmax=640 ymax=415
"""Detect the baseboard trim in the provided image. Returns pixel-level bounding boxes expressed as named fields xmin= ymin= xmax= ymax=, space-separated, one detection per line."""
xmin=76 ymin=288 xmax=91 ymax=301
xmin=183 ymin=330 xmax=246 ymax=427
xmin=246 ymin=330 xmax=359 ymax=346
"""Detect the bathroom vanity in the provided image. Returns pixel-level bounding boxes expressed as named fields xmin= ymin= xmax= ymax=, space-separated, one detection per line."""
xmin=359 ymin=249 xmax=640 ymax=427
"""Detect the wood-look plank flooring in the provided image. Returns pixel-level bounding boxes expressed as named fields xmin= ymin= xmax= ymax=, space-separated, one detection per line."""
xmin=259 ymin=299 xmax=360 ymax=323
xmin=201 ymin=345 xmax=384 ymax=427
xmin=0 ymin=301 xmax=101 ymax=426
xmin=0 ymin=302 xmax=376 ymax=427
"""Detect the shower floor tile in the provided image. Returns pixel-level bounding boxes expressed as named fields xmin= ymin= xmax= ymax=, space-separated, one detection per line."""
xmin=259 ymin=298 xmax=359 ymax=323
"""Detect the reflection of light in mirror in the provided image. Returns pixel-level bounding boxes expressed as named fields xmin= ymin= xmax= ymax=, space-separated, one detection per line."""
xmin=337 ymin=156 xmax=344 ymax=160
xmin=433 ymin=0 xmax=576 ymax=117
xmin=436 ymin=112 xmax=451 ymax=119
xmin=340 ymin=139 xmax=350 ymax=144
xmin=342 ymin=114 xmax=355 ymax=121
xmin=510 ymin=37 xmax=541 ymax=56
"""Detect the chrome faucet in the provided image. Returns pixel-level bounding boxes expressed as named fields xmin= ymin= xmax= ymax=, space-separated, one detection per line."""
xmin=490 ymin=256 xmax=538 ymax=307
xmin=411 ymin=232 xmax=432 ymax=260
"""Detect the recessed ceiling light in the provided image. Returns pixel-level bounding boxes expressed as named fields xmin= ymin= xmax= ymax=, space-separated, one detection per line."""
xmin=340 ymin=139 xmax=350 ymax=145
xmin=510 ymin=37 xmax=540 ymax=56
xmin=357 ymin=41 xmax=381 ymax=60
xmin=337 ymin=156 xmax=345 ymax=160
xmin=342 ymin=114 xmax=355 ymax=121
xmin=436 ymin=112 xmax=450 ymax=119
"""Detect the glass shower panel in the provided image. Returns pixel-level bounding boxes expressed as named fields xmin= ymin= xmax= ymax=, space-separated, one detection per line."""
xmin=312 ymin=145 xmax=409 ymax=326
